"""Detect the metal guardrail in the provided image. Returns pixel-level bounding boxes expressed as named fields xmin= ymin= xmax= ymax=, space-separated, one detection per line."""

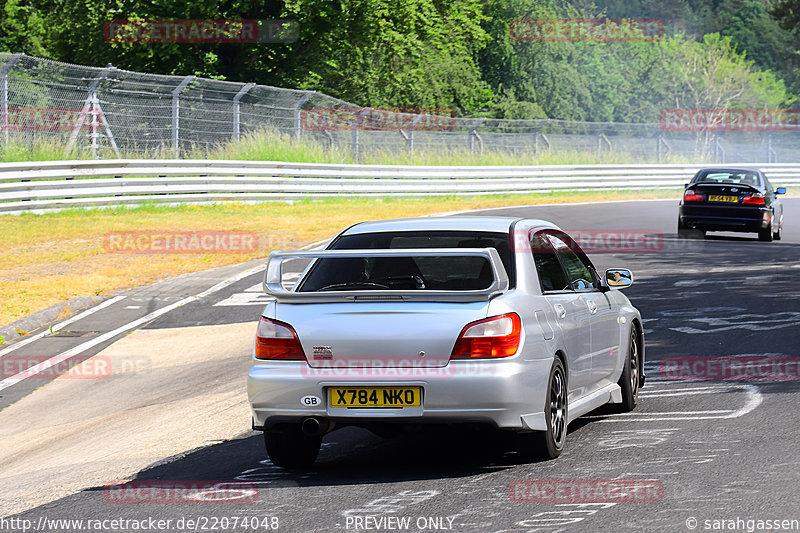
xmin=1 ymin=160 xmax=797 ymax=214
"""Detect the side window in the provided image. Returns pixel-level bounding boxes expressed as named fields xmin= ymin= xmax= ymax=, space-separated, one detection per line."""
xmin=531 ymin=233 xmax=569 ymax=292
xmin=548 ymin=234 xmax=595 ymax=291
xmin=763 ymin=174 xmax=773 ymax=194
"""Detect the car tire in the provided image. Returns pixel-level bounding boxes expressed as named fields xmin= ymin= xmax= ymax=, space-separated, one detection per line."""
xmin=617 ymin=327 xmax=640 ymax=412
xmin=773 ymin=215 xmax=782 ymax=241
xmin=264 ymin=424 xmax=322 ymax=469
xmin=758 ymin=222 xmax=774 ymax=242
xmin=535 ymin=358 xmax=568 ymax=459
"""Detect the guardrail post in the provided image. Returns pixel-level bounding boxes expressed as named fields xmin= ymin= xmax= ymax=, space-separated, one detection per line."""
xmin=1 ymin=53 xmax=23 ymax=150
xmin=172 ymin=75 xmax=195 ymax=157
xmin=293 ymin=91 xmax=313 ymax=139
xmin=468 ymin=118 xmax=485 ymax=153
xmin=232 ymin=83 xmax=255 ymax=142
xmin=352 ymin=108 xmax=370 ymax=162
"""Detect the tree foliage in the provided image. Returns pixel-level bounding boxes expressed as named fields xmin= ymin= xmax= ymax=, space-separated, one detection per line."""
xmin=0 ymin=0 xmax=795 ymax=121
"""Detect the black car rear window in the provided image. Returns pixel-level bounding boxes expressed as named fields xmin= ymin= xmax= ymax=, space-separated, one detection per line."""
xmin=693 ymin=171 xmax=762 ymax=188
xmin=298 ymin=231 xmax=513 ymax=292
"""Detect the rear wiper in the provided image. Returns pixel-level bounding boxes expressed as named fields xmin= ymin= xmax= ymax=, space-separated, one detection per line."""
xmin=318 ymin=281 xmax=390 ymax=291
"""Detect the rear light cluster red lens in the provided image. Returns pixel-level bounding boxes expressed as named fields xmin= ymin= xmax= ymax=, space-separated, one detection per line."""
xmin=742 ymin=195 xmax=765 ymax=205
xmin=451 ymin=313 xmax=522 ymax=359
xmin=255 ymin=317 xmax=306 ymax=360
xmin=683 ymin=190 xmax=704 ymax=202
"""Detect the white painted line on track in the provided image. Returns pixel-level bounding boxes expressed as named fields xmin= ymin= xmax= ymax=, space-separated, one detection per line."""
xmin=0 ymin=264 xmax=266 ymax=393
xmin=594 ymin=384 xmax=762 ymax=422
xmin=0 ymin=295 xmax=127 ymax=359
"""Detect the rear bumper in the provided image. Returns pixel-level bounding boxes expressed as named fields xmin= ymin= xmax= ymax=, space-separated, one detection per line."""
xmin=248 ymin=358 xmax=553 ymax=431
xmin=679 ymin=205 xmax=770 ymax=232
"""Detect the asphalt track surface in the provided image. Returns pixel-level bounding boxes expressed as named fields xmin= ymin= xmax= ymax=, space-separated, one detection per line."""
xmin=2 ymin=198 xmax=800 ymax=533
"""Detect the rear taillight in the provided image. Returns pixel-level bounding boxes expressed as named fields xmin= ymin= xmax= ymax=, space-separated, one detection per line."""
xmin=742 ymin=195 xmax=765 ymax=205
xmin=451 ymin=313 xmax=522 ymax=359
xmin=254 ymin=317 xmax=306 ymax=360
xmin=683 ymin=190 xmax=704 ymax=202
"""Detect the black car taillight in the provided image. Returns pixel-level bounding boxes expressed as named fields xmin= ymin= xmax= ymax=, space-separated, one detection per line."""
xmin=683 ymin=190 xmax=704 ymax=202
xmin=742 ymin=195 xmax=765 ymax=205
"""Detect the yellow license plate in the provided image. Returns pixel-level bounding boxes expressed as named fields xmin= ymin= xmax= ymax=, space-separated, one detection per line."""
xmin=329 ymin=387 xmax=422 ymax=408
xmin=708 ymin=195 xmax=738 ymax=203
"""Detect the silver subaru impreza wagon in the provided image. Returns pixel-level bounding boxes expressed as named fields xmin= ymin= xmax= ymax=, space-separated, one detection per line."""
xmin=248 ymin=217 xmax=645 ymax=467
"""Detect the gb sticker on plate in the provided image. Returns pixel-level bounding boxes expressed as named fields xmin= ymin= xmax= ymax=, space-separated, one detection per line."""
xmin=301 ymin=395 xmax=321 ymax=407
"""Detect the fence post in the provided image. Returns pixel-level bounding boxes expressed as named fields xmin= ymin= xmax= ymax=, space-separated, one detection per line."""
xmin=232 ymin=82 xmax=255 ymax=142
xmin=468 ymin=118 xmax=485 ymax=153
xmin=1 ymin=53 xmax=23 ymax=150
xmin=66 ymin=63 xmax=114 ymax=155
xmin=406 ymin=113 xmax=425 ymax=153
xmin=90 ymin=93 xmax=100 ymax=159
xmin=656 ymin=132 xmax=672 ymax=163
xmin=293 ymin=91 xmax=313 ymax=139
xmin=766 ymin=132 xmax=777 ymax=163
xmin=172 ymin=75 xmax=195 ymax=157
xmin=352 ymin=108 xmax=370 ymax=162
xmin=532 ymin=119 xmax=548 ymax=155
xmin=713 ymin=134 xmax=725 ymax=164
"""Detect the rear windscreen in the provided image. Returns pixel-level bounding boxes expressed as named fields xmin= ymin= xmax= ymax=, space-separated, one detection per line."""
xmin=693 ymin=171 xmax=762 ymax=188
xmin=298 ymin=231 xmax=512 ymax=292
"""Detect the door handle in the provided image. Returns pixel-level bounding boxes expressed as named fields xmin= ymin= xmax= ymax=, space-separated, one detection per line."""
xmin=586 ymin=299 xmax=598 ymax=314
xmin=554 ymin=304 xmax=566 ymax=319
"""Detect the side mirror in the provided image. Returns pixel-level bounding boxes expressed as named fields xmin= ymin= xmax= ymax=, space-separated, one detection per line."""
xmin=605 ymin=268 xmax=633 ymax=289
xmin=776 ymin=187 xmax=786 ymax=195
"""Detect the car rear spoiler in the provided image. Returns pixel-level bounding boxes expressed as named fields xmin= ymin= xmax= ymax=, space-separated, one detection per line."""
xmin=263 ymin=248 xmax=509 ymax=303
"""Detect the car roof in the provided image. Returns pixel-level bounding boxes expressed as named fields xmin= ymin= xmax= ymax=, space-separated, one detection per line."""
xmin=695 ymin=167 xmax=763 ymax=176
xmin=341 ymin=216 xmax=560 ymax=235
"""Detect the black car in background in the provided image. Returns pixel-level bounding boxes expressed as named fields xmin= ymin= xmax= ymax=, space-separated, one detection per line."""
xmin=678 ymin=168 xmax=786 ymax=241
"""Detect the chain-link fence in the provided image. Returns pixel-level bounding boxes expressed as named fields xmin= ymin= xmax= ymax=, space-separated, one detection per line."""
xmin=2 ymin=52 xmax=798 ymax=162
